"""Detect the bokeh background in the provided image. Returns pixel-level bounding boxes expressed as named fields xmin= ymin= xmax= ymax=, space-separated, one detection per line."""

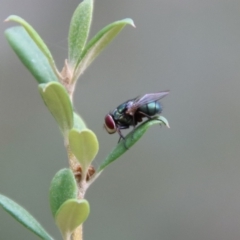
xmin=1 ymin=0 xmax=240 ymax=239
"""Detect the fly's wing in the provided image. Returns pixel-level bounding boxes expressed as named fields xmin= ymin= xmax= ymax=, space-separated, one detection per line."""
xmin=126 ymin=91 xmax=169 ymax=115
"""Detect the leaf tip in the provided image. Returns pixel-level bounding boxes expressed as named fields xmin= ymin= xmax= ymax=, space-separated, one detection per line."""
xmin=4 ymin=15 xmax=15 ymax=23
xmin=125 ymin=18 xmax=136 ymax=28
xmin=158 ymin=116 xmax=170 ymax=128
xmin=131 ymin=21 xmax=136 ymax=28
xmin=4 ymin=17 xmax=9 ymax=22
xmin=38 ymin=83 xmax=47 ymax=92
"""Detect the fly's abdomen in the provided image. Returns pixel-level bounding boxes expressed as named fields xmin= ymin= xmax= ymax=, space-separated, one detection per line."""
xmin=138 ymin=101 xmax=162 ymax=116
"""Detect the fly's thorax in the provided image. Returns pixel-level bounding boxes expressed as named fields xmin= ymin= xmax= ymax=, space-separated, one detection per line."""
xmin=112 ymin=105 xmax=133 ymax=126
xmin=138 ymin=101 xmax=162 ymax=116
xmin=116 ymin=102 xmax=129 ymax=113
xmin=112 ymin=102 xmax=128 ymax=120
xmin=118 ymin=114 xmax=133 ymax=126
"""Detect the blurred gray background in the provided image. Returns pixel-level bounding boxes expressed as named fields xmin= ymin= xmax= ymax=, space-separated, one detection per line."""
xmin=1 ymin=0 xmax=240 ymax=239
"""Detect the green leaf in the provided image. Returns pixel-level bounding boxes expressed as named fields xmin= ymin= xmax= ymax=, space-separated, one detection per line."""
xmin=68 ymin=0 xmax=93 ymax=67
xmin=73 ymin=112 xmax=87 ymax=131
xmin=49 ymin=168 xmax=77 ymax=217
xmin=55 ymin=199 xmax=90 ymax=239
xmin=68 ymin=129 xmax=99 ymax=173
xmin=0 ymin=194 xmax=53 ymax=240
xmin=5 ymin=15 xmax=57 ymax=73
xmin=39 ymin=82 xmax=73 ymax=134
xmin=98 ymin=116 xmax=170 ymax=171
xmin=5 ymin=26 xmax=58 ymax=84
xmin=73 ymin=18 xmax=135 ymax=82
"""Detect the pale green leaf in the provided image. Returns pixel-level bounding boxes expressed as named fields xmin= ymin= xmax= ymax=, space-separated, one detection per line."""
xmin=5 ymin=26 xmax=58 ymax=84
xmin=98 ymin=116 xmax=170 ymax=171
xmin=5 ymin=15 xmax=57 ymax=73
xmin=73 ymin=18 xmax=135 ymax=82
xmin=39 ymin=82 xmax=73 ymax=134
xmin=49 ymin=168 xmax=77 ymax=217
xmin=55 ymin=199 xmax=90 ymax=239
xmin=0 ymin=194 xmax=53 ymax=240
xmin=73 ymin=112 xmax=87 ymax=131
xmin=68 ymin=129 xmax=99 ymax=172
xmin=68 ymin=0 xmax=93 ymax=67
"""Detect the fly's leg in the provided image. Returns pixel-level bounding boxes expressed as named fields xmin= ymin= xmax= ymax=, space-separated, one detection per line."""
xmin=137 ymin=111 xmax=154 ymax=120
xmin=130 ymin=112 xmax=162 ymax=140
xmin=138 ymin=111 xmax=163 ymax=127
xmin=117 ymin=128 xmax=125 ymax=142
xmin=130 ymin=115 xmax=137 ymax=141
xmin=138 ymin=111 xmax=163 ymax=121
xmin=117 ymin=128 xmax=129 ymax=149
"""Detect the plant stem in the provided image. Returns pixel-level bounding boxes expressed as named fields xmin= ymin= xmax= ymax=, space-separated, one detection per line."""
xmin=71 ymin=225 xmax=82 ymax=240
xmin=66 ymin=143 xmax=76 ymax=170
xmin=66 ymin=142 xmax=85 ymax=240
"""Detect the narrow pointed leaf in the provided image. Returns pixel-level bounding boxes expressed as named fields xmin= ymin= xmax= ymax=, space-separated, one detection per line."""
xmin=0 ymin=194 xmax=53 ymax=240
xmin=98 ymin=116 xmax=170 ymax=171
xmin=5 ymin=15 xmax=57 ymax=72
xmin=68 ymin=0 xmax=93 ymax=67
xmin=39 ymin=82 xmax=73 ymax=134
xmin=55 ymin=199 xmax=90 ymax=239
xmin=69 ymin=129 xmax=99 ymax=171
xmin=73 ymin=18 xmax=135 ymax=81
xmin=5 ymin=26 xmax=58 ymax=83
xmin=49 ymin=169 xmax=77 ymax=217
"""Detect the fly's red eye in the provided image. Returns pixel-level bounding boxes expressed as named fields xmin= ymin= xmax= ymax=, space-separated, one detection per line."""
xmin=104 ymin=114 xmax=116 ymax=134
